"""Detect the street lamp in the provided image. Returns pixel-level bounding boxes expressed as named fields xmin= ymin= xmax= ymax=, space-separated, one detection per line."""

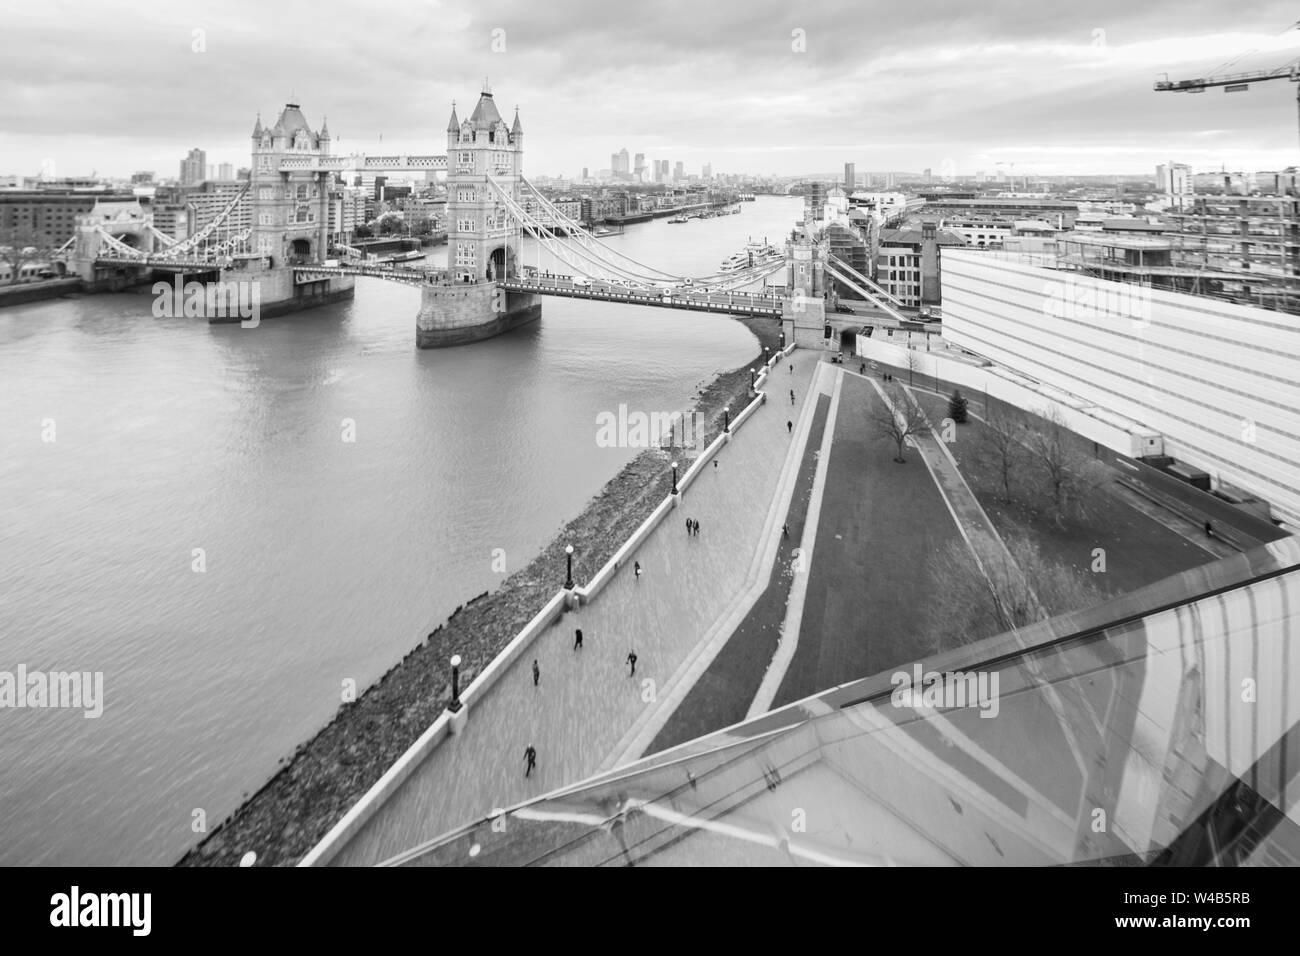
xmin=449 ymin=654 xmax=463 ymax=712
xmin=671 ymin=461 xmax=679 ymax=495
xmin=564 ymin=544 xmax=575 ymax=590
xmin=750 ymin=367 xmax=757 ymax=389
xmin=779 ymin=329 xmax=785 ymax=349
xmin=723 ymin=405 xmax=730 ymax=433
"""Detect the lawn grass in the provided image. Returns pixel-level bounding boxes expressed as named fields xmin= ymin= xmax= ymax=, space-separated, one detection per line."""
xmin=910 ymin=389 xmax=1215 ymax=602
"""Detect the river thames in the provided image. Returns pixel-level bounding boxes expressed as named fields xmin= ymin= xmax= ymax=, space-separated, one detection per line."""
xmin=0 ymin=196 xmax=801 ymax=865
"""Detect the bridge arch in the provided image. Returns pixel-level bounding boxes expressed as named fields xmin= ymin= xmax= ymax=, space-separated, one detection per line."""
xmin=486 ymin=245 xmax=515 ymax=281
xmin=290 ymin=238 xmax=313 ymax=261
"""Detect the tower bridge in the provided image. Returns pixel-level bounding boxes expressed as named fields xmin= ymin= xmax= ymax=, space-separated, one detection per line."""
xmin=57 ymin=85 xmax=860 ymax=344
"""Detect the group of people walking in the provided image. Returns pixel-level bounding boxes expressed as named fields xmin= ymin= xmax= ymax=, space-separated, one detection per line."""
xmin=524 ymin=364 xmax=774 ymax=781
xmin=524 ymin=626 xmax=642 ymax=777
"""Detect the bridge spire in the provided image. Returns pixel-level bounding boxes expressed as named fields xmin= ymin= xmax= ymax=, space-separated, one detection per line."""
xmin=482 ymin=77 xmax=492 ymax=95
xmin=446 ymin=100 xmax=460 ymax=132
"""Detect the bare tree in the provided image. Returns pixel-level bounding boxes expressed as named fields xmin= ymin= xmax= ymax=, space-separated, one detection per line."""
xmin=1022 ymin=408 xmax=1110 ymax=525
xmin=873 ymin=384 xmax=930 ymax=463
xmin=977 ymin=405 xmax=1027 ymax=504
xmin=905 ymin=346 xmax=923 ymax=387
xmin=0 ymin=226 xmax=53 ymax=286
xmin=921 ymin=535 xmax=1106 ymax=654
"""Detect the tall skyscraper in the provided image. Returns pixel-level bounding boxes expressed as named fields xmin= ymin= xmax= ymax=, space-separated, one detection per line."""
xmin=924 ymin=167 xmax=932 ymax=183
xmin=610 ymin=153 xmax=619 ymax=175
xmin=582 ymin=166 xmax=589 ymax=180
xmin=674 ymin=161 xmax=684 ymax=181
xmin=703 ymin=163 xmax=712 ymax=180
xmin=179 ymin=148 xmax=207 ymax=186
xmin=217 ymin=162 xmax=234 ymax=181
xmin=634 ymin=153 xmax=645 ymax=181
xmin=844 ymin=162 xmax=855 ymax=194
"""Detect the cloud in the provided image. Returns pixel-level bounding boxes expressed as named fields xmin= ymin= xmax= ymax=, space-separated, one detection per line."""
xmin=2 ymin=0 xmax=1299 ymax=177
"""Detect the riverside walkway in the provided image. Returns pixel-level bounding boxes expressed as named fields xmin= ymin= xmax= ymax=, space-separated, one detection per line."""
xmin=330 ymin=350 xmax=826 ymax=866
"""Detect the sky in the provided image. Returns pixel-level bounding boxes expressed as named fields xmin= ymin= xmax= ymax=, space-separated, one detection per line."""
xmin=4 ymin=0 xmax=1300 ymax=180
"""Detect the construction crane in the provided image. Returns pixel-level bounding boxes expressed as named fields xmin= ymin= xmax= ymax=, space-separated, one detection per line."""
xmin=1155 ymin=34 xmax=1300 ymax=149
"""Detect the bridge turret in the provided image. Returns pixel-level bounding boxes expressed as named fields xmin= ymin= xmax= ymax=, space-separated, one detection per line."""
xmin=249 ymin=102 xmax=332 ymax=266
xmin=319 ymin=116 xmax=331 ymax=156
xmin=418 ymin=86 xmax=539 ymax=347
xmin=251 ymin=113 xmax=263 ymax=142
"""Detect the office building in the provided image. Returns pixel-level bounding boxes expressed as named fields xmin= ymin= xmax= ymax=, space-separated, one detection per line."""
xmin=0 ymin=190 xmax=134 ymax=247
xmin=1156 ymin=162 xmax=1192 ymax=209
xmin=942 ymin=247 xmax=1300 ymax=525
xmin=179 ymin=148 xmax=207 ymax=186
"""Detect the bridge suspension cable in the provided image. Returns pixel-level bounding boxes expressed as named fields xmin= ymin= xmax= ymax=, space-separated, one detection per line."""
xmin=826 ymin=254 xmax=905 ymax=308
xmin=488 ymin=176 xmax=786 ymax=292
xmin=518 ymin=177 xmax=782 ymax=286
xmin=517 ymin=179 xmax=680 ymax=281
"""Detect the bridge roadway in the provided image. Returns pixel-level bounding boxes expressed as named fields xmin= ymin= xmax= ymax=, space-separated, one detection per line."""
xmin=288 ymin=264 xmax=787 ymax=315
xmin=500 ymin=276 xmax=784 ymax=316
xmin=95 ymin=255 xmax=232 ymax=270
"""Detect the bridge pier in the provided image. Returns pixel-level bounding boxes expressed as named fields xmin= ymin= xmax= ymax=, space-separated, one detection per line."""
xmin=416 ymin=281 xmax=540 ymax=348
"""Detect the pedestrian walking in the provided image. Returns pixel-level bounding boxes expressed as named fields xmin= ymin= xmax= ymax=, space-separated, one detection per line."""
xmin=626 ymin=651 xmax=638 ymax=676
xmin=1205 ymin=520 xmax=1214 ymax=539
xmin=789 ymin=363 xmax=793 ymax=374
xmin=714 ymin=459 xmax=718 ymax=469
xmin=790 ymin=389 xmax=795 ymax=405
xmin=686 ymin=516 xmax=692 ymax=536
xmin=573 ymin=627 xmax=583 ymax=650
xmin=860 ymin=362 xmax=866 ymax=374
xmin=634 ymin=560 xmax=642 ymax=580
xmin=787 ymin=420 xmax=793 ymax=434
xmin=693 ymin=518 xmax=701 ymax=538
xmin=532 ymin=659 xmax=540 ymax=687
xmin=783 ymin=523 xmax=790 ymax=539
xmin=524 ymin=744 xmax=537 ymax=777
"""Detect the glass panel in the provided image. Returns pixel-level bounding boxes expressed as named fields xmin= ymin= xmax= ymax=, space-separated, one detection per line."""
xmin=379 ymin=539 xmax=1300 ymax=867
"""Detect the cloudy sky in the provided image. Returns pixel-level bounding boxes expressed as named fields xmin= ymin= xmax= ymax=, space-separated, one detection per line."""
xmin=4 ymin=0 xmax=1300 ymax=180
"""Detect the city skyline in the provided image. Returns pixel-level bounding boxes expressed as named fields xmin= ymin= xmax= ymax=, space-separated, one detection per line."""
xmin=6 ymin=0 xmax=1300 ymax=180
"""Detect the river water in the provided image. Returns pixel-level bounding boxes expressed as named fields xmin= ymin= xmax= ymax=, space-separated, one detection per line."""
xmin=0 ymin=196 xmax=801 ymax=865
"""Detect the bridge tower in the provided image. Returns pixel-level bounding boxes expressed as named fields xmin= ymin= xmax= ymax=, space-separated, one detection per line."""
xmin=249 ymin=104 xmax=332 ymax=265
xmin=782 ymin=226 xmax=830 ymax=349
xmin=242 ymin=103 xmax=354 ymax=315
xmin=416 ymin=83 xmax=540 ymax=348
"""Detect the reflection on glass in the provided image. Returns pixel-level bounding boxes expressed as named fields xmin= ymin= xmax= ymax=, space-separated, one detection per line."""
xmin=380 ymin=538 xmax=1300 ymax=867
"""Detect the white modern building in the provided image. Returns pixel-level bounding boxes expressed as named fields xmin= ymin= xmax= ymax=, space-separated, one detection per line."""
xmin=941 ymin=248 xmax=1300 ymax=526
xmin=1156 ymin=161 xmax=1192 ymax=209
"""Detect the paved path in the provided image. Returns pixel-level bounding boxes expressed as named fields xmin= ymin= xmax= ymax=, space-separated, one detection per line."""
xmin=330 ymin=350 xmax=825 ymax=865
